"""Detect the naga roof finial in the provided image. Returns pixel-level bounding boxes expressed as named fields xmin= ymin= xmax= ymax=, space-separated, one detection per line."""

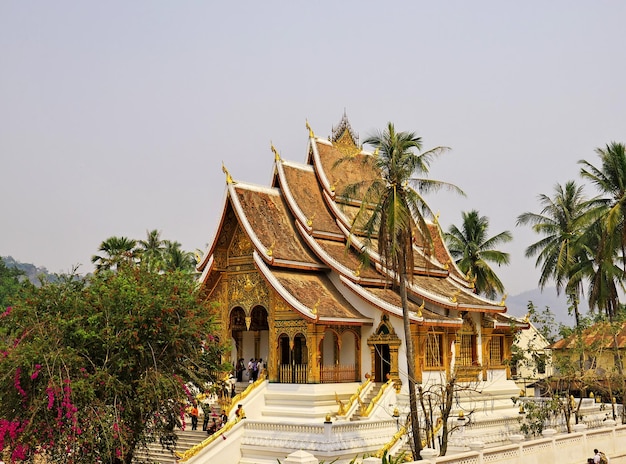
xmin=222 ymin=162 xmax=234 ymax=184
xmin=271 ymin=142 xmax=281 ymax=162
xmin=306 ymin=119 xmax=314 ymax=138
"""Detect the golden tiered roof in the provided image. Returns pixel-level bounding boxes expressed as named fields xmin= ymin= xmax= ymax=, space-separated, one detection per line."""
xmin=199 ymin=116 xmax=509 ymax=326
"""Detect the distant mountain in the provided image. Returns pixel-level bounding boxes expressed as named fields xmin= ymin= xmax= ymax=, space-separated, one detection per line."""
xmin=2 ymin=256 xmax=58 ymax=285
xmin=505 ymin=287 xmax=590 ymax=327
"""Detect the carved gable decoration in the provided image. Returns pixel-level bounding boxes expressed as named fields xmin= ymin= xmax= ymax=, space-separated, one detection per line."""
xmin=228 ymin=272 xmax=269 ymax=312
xmin=229 ymin=225 xmax=253 ymax=258
xmin=331 ymin=113 xmax=360 ymax=158
xmin=214 ymin=207 xmax=240 ymax=268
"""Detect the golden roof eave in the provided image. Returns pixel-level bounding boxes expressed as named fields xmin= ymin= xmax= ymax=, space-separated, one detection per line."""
xmin=254 ymin=251 xmax=372 ymax=324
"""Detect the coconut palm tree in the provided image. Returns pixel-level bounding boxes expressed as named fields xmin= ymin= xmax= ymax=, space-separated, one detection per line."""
xmin=516 ymin=181 xmax=592 ymax=327
xmin=579 ymin=142 xmax=626 ymax=274
xmin=445 ymin=210 xmax=512 ymax=299
xmin=163 ymin=240 xmax=197 ymax=273
xmin=344 ymin=122 xmax=463 ymax=457
xmin=91 ymin=236 xmax=139 ymax=272
xmin=138 ymin=229 xmax=165 ymax=272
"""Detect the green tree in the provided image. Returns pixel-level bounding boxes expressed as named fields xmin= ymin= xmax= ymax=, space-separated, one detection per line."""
xmin=137 ymin=229 xmax=166 ymax=272
xmin=344 ymin=122 xmax=463 ymax=457
xmin=162 ymin=241 xmax=197 ymax=273
xmin=579 ymin=142 xmax=626 ymax=276
xmin=516 ymin=181 xmax=592 ymax=327
xmin=0 ymin=266 xmax=223 ymax=463
xmin=0 ymin=257 xmax=26 ymax=309
xmin=444 ymin=210 xmax=512 ymax=299
xmin=91 ymin=236 xmax=139 ymax=272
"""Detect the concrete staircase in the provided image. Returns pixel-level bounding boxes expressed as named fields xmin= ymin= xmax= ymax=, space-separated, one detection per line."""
xmin=134 ymin=421 xmax=207 ymax=464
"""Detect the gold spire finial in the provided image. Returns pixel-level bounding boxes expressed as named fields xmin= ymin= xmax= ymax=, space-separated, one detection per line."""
xmin=499 ymin=293 xmax=508 ymax=306
xmin=417 ymin=300 xmax=424 ymax=318
xmin=266 ymin=241 xmax=275 ymax=257
xmin=434 ymin=212 xmax=440 ymax=224
xmin=222 ymin=162 xmax=233 ymax=184
xmin=523 ymin=312 xmax=530 ymax=323
xmin=271 ymin=142 xmax=281 ymax=162
xmin=306 ymin=120 xmax=314 ymax=138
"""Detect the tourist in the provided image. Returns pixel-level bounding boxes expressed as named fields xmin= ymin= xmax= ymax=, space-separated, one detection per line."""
xmin=247 ymin=358 xmax=254 ymax=382
xmin=235 ymin=404 xmax=244 ymax=419
xmin=251 ymin=359 xmax=259 ymax=382
xmin=220 ymin=409 xmax=228 ymax=427
xmin=593 ymin=449 xmax=609 ymax=464
xmin=190 ymin=403 xmax=199 ymax=431
xmin=236 ymin=358 xmax=245 ymax=382
xmin=207 ymin=418 xmax=218 ymax=435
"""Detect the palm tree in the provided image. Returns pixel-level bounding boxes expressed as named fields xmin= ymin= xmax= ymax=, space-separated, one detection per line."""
xmin=516 ymin=181 xmax=591 ymax=327
xmin=138 ymin=229 xmax=165 ymax=272
xmin=445 ymin=210 xmax=512 ymax=299
xmin=91 ymin=236 xmax=139 ymax=272
xmin=579 ymin=142 xmax=626 ymax=275
xmin=163 ymin=240 xmax=197 ymax=273
xmin=345 ymin=122 xmax=463 ymax=457
xmin=579 ymin=143 xmax=626 ymax=417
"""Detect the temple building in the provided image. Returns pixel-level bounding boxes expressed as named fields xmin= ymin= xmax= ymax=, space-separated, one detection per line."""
xmin=197 ymin=114 xmax=524 ymax=390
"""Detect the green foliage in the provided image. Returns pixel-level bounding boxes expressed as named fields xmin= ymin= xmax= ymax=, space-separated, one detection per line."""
xmin=444 ymin=209 xmax=512 ymax=299
xmin=0 ymin=266 xmax=223 ymax=464
xmin=513 ymin=396 xmax=564 ymax=437
xmin=0 ymin=257 xmax=27 ymax=309
xmin=92 ymin=231 xmax=197 ymax=274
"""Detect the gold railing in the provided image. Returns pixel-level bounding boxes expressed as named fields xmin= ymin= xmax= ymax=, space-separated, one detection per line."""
xmin=337 ymin=378 xmax=372 ymax=416
xmin=374 ymin=415 xmax=443 ymax=459
xmin=226 ymin=371 xmax=266 ymax=416
xmin=176 ymin=415 xmax=242 ymax=462
xmin=279 ymin=363 xmax=308 ymax=384
xmin=363 ymin=379 xmax=393 ymax=417
xmin=375 ymin=423 xmax=408 ymax=458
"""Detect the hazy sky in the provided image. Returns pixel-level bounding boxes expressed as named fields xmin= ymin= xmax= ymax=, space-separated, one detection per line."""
xmin=1 ymin=1 xmax=625 ymax=296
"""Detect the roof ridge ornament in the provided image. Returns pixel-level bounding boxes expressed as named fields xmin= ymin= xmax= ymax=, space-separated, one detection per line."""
xmin=271 ymin=142 xmax=281 ymax=162
xmin=306 ymin=119 xmax=315 ymax=139
xmin=222 ymin=162 xmax=234 ymax=184
xmin=331 ymin=112 xmax=359 ymax=146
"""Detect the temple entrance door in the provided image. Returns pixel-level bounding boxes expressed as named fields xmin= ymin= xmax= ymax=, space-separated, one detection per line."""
xmin=229 ymin=305 xmax=269 ymax=382
xmin=373 ymin=343 xmax=391 ymax=383
xmin=367 ymin=315 xmax=402 ymax=384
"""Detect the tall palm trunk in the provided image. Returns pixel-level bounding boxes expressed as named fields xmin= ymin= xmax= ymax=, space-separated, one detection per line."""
xmin=400 ymin=261 xmax=421 ymax=457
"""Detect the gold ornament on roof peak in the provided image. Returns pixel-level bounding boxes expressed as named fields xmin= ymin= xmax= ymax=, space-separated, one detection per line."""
xmin=222 ymin=162 xmax=234 ymax=184
xmin=306 ymin=120 xmax=315 ymax=138
xmin=523 ymin=312 xmax=530 ymax=323
xmin=417 ymin=300 xmax=425 ymax=318
xmin=499 ymin=294 xmax=508 ymax=306
xmin=450 ymin=289 xmax=460 ymax=303
xmin=434 ymin=212 xmax=440 ymax=224
xmin=311 ymin=298 xmax=320 ymax=315
xmin=271 ymin=142 xmax=281 ymax=162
